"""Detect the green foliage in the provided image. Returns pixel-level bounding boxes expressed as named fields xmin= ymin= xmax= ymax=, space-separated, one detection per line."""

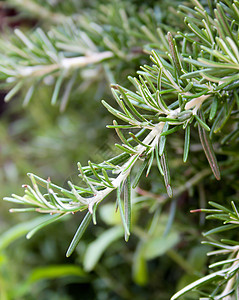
xmin=0 ymin=0 xmax=239 ymax=299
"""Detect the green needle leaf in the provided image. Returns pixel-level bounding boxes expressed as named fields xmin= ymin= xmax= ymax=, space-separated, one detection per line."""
xmin=5 ymin=81 xmax=23 ymax=102
xmin=66 ymin=212 xmax=92 ymax=257
xmin=124 ymin=176 xmax=131 ymax=242
xmin=51 ymin=71 xmax=65 ymax=105
xmin=198 ymin=116 xmax=221 ymax=180
xmin=155 ymin=143 xmax=164 ymax=176
xmin=167 ymin=32 xmax=182 ymax=76
xmin=116 ymin=187 xmax=130 ymax=239
xmin=132 ymin=159 xmax=148 ymax=188
xmin=183 ymin=125 xmax=190 ymax=163
xmin=160 ymin=125 xmax=183 ymax=137
xmin=161 ymin=151 xmax=172 ymax=198
xmin=159 ymin=122 xmax=169 ymax=156
xmin=146 ymin=151 xmax=154 ymax=177
xmin=209 ymin=98 xmax=218 ymax=121
xmin=195 ymin=114 xmax=210 ymax=131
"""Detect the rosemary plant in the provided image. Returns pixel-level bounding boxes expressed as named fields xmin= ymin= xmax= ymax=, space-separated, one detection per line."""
xmin=1 ymin=0 xmax=239 ymax=299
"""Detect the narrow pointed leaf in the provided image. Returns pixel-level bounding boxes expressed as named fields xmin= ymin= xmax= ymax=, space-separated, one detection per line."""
xmin=133 ymin=160 xmax=148 ymax=188
xmin=113 ymin=120 xmax=132 ymax=146
xmin=159 ymin=122 xmax=169 ymax=156
xmin=155 ymin=143 xmax=164 ymax=176
xmin=161 ymin=151 xmax=172 ymax=197
xmin=115 ymin=143 xmax=136 ymax=154
xmin=146 ymin=151 xmax=154 ymax=177
xmin=160 ymin=125 xmax=183 ymax=137
xmin=116 ymin=187 xmax=130 ymax=238
xmin=183 ymin=125 xmax=190 ymax=162
xmin=209 ymin=98 xmax=218 ymax=120
xmin=203 ymin=224 xmax=238 ymax=236
xmin=23 ymin=84 xmax=35 ymax=106
xmin=198 ymin=121 xmax=220 ymax=180
xmin=117 ymin=85 xmax=147 ymax=122
xmin=124 ymin=176 xmax=131 ymax=241
xmin=5 ymin=81 xmax=23 ymax=102
xmin=195 ymin=114 xmax=210 ymax=131
xmin=66 ymin=212 xmax=92 ymax=257
xmin=167 ymin=32 xmax=182 ymax=76
xmin=51 ymin=71 xmax=65 ymax=105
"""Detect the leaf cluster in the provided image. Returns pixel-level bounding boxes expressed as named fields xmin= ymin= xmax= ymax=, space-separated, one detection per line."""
xmin=1 ymin=0 xmax=239 ymax=299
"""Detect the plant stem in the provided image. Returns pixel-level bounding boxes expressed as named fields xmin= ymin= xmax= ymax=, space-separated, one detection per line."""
xmin=18 ymin=51 xmax=114 ymax=78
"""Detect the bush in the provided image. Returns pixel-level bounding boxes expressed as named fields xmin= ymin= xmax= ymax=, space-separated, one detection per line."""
xmin=0 ymin=0 xmax=238 ymax=299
